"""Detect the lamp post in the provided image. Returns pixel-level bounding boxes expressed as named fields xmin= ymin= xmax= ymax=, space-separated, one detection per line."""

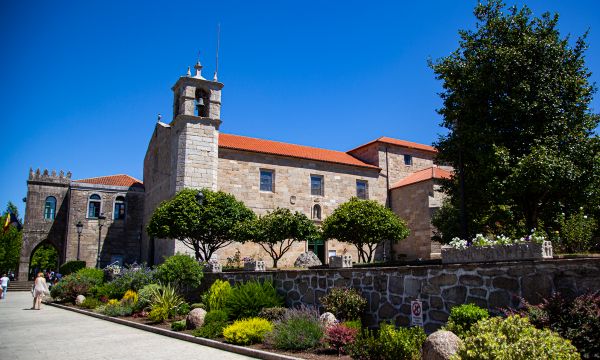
xmin=96 ymin=214 xmax=106 ymax=269
xmin=76 ymin=221 xmax=83 ymax=261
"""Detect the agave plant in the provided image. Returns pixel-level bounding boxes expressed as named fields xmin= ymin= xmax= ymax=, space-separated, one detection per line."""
xmin=148 ymin=284 xmax=184 ymax=322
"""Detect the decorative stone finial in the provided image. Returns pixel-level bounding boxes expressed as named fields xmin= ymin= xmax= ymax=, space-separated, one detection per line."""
xmin=51 ymin=169 xmax=56 ymax=177
xmin=66 ymin=171 xmax=72 ymax=179
xmin=29 ymin=168 xmax=34 ymax=179
xmin=59 ymin=170 xmax=64 ymax=178
xmin=194 ymin=59 xmax=204 ymax=79
xmin=186 ymin=66 xmax=191 ymax=77
xmin=157 ymin=113 xmax=162 ymax=123
xmin=43 ymin=169 xmax=49 ymax=177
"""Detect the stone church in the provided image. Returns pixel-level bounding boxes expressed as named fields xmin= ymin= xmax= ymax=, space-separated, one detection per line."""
xmin=18 ymin=59 xmax=451 ymax=279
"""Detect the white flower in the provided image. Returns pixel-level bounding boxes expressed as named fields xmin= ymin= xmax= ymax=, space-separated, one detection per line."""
xmin=584 ymin=215 xmax=588 ymax=219
xmin=580 ymin=207 xmax=584 ymax=210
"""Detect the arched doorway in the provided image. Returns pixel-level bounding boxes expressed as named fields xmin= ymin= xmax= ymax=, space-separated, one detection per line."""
xmin=28 ymin=242 xmax=59 ymax=280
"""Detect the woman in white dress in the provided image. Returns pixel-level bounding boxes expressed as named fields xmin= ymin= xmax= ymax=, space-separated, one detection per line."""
xmin=32 ymin=272 xmax=49 ymax=310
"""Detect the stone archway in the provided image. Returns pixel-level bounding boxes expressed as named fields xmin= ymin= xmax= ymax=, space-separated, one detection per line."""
xmin=18 ymin=232 xmax=64 ymax=281
xmin=28 ymin=241 xmax=60 ymax=280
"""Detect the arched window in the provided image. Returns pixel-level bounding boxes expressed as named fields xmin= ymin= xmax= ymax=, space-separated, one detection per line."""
xmin=88 ymin=194 xmax=101 ymax=219
xmin=312 ymin=204 xmax=322 ymax=220
xmin=114 ymin=196 xmax=126 ymax=220
xmin=44 ymin=196 xmax=56 ymax=220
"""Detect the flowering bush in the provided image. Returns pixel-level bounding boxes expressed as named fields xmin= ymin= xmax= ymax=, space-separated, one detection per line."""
xmin=555 ymin=209 xmax=597 ymax=253
xmin=322 ymin=323 xmax=359 ymax=355
xmin=122 ymin=290 xmax=139 ymax=306
xmin=447 ymin=230 xmax=547 ymax=250
xmin=267 ymin=307 xmax=324 ymax=350
xmin=320 ymin=288 xmax=367 ymax=321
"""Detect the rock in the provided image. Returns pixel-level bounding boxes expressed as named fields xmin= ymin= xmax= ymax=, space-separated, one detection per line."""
xmin=75 ymin=295 xmax=86 ymax=305
xmin=422 ymin=330 xmax=462 ymax=360
xmin=294 ymin=252 xmax=322 ymax=268
xmin=186 ymin=308 xmax=207 ymax=330
xmin=319 ymin=312 xmax=337 ymax=327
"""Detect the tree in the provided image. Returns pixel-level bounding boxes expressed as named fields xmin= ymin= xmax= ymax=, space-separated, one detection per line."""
xmin=147 ymin=188 xmax=255 ymax=261
xmin=238 ymin=207 xmax=318 ymax=268
xmin=430 ymin=0 xmax=600 ymax=242
xmin=0 ymin=203 xmax=23 ymax=273
xmin=321 ymin=198 xmax=410 ymax=263
xmin=29 ymin=244 xmax=59 ymax=272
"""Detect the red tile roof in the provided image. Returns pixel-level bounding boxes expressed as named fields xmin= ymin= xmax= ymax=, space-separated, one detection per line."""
xmin=74 ymin=174 xmax=144 ymax=188
xmin=390 ymin=167 xmax=452 ymax=189
xmin=219 ymin=133 xmax=380 ymax=170
xmin=348 ymin=136 xmax=437 ymax=154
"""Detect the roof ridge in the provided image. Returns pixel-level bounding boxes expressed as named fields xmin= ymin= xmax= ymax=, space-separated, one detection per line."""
xmin=75 ymin=174 xmax=142 ymax=183
xmin=220 ymin=133 xmax=353 ymax=155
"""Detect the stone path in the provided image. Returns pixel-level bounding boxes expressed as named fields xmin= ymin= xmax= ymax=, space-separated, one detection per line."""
xmin=0 ymin=291 xmax=257 ymax=360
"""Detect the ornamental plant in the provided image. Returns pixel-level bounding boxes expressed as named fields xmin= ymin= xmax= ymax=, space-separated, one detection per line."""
xmin=348 ymin=323 xmax=426 ymax=360
xmin=222 ymin=317 xmax=273 ymax=345
xmin=322 ymin=323 xmax=359 ymax=355
xmin=267 ymin=307 xmax=324 ymax=351
xmin=456 ymin=315 xmax=580 ymax=360
xmin=155 ymin=253 xmax=204 ymax=292
xmin=204 ymin=279 xmax=232 ymax=311
xmin=443 ymin=303 xmax=489 ymax=338
xmin=148 ymin=284 xmax=184 ymax=323
xmin=121 ymin=290 xmax=139 ymax=306
xmin=556 ymin=209 xmax=597 ymax=253
xmin=320 ymin=288 xmax=367 ymax=321
xmin=193 ymin=310 xmax=230 ymax=339
xmin=225 ymin=280 xmax=284 ymax=320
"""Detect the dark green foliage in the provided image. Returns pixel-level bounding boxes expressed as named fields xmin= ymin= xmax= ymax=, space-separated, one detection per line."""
xmin=94 ymin=265 xmax=156 ymax=299
xmin=322 ymin=198 xmax=410 ymax=263
xmin=267 ymin=307 xmax=324 ymax=351
xmin=98 ymin=303 xmax=134 ymax=317
xmin=193 ymin=310 xmax=230 ymax=339
xmin=457 ymin=315 xmax=580 ymax=359
xmin=556 ymin=210 xmax=597 ymax=253
xmin=50 ymin=270 xmax=104 ymax=301
xmin=177 ymin=302 xmax=191 ymax=316
xmin=79 ymin=297 xmax=102 ymax=309
xmin=320 ymin=288 xmax=368 ymax=321
xmin=147 ymin=188 xmax=256 ymax=261
xmin=30 ymin=244 xmax=58 ymax=273
xmin=258 ymin=307 xmax=287 ymax=322
xmin=236 ymin=207 xmax=318 ymax=268
xmin=170 ymin=320 xmax=187 ymax=331
xmin=430 ymin=0 xmax=600 ymax=241
xmin=225 ymin=280 xmax=284 ymax=320
xmin=59 ymin=260 xmax=86 ymax=276
xmin=505 ymin=291 xmax=600 ymax=359
xmin=444 ymin=303 xmax=490 ymax=338
xmin=191 ymin=303 xmax=205 ymax=310
xmin=348 ymin=324 xmax=426 ymax=360
xmin=135 ymin=283 xmax=161 ymax=312
xmin=156 ymin=254 xmax=203 ymax=291
xmin=75 ymin=268 xmax=105 ymax=283
xmin=0 ymin=212 xmax=22 ymax=274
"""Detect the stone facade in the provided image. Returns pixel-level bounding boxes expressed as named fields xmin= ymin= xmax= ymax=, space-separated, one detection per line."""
xmin=203 ymin=258 xmax=600 ymax=333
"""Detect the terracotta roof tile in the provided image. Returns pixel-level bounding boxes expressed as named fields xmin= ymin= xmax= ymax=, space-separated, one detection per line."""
xmin=74 ymin=174 xmax=144 ymax=188
xmin=219 ymin=133 xmax=380 ymax=170
xmin=348 ymin=136 xmax=437 ymax=154
xmin=390 ymin=167 xmax=452 ymax=189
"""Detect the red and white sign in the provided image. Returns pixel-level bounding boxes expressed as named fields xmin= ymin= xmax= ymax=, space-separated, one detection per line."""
xmin=411 ymin=299 xmax=423 ymax=327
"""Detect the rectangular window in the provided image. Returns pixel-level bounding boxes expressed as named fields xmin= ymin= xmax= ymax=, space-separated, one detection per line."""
xmin=114 ymin=203 xmax=126 ymax=220
xmin=260 ymin=170 xmax=274 ymax=192
xmin=356 ymin=180 xmax=369 ymax=199
xmin=88 ymin=202 xmax=100 ymax=218
xmin=311 ymin=175 xmax=324 ymax=196
xmin=404 ymin=154 xmax=413 ymax=166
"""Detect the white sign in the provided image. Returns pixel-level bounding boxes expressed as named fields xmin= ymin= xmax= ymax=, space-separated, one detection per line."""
xmin=411 ymin=299 xmax=423 ymax=327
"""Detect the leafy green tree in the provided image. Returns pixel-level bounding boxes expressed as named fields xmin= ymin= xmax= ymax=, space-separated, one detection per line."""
xmin=147 ymin=188 xmax=255 ymax=261
xmin=430 ymin=0 xmax=600 ymax=241
xmin=30 ymin=244 xmax=59 ymax=272
xmin=237 ymin=207 xmax=318 ymax=268
xmin=0 ymin=215 xmax=22 ymax=273
xmin=155 ymin=253 xmax=204 ymax=291
xmin=322 ymin=198 xmax=410 ymax=263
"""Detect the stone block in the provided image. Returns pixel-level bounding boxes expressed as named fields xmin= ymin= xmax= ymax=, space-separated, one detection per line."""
xmin=329 ymin=255 xmax=352 ymax=268
xmin=459 ymin=275 xmax=483 ymax=287
xmin=430 ymin=273 xmax=457 ymax=286
xmin=441 ymin=241 xmax=553 ymax=264
xmin=492 ymin=277 xmax=519 ymax=292
xmin=522 ymin=274 xmax=553 ymax=304
xmin=243 ymin=260 xmax=265 ymax=271
xmin=488 ymin=290 xmax=510 ymax=309
xmin=441 ymin=286 xmax=467 ymax=305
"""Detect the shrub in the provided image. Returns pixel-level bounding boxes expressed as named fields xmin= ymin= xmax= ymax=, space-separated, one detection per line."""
xmin=177 ymin=302 xmax=191 ymax=316
xmin=148 ymin=284 xmax=184 ymax=323
xmin=205 ymin=279 xmax=232 ymax=311
xmin=75 ymin=268 xmax=105 ymax=283
xmin=258 ymin=307 xmax=287 ymax=322
xmin=267 ymin=307 xmax=324 ymax=351
xmin=79 ymin=297 xmax=102 ymax=309
xmin=121 ymin=290 xmax=139 ymax=306
xmin=98 ymin=302 xmax=134 ymax=317
xmin=223 ymin=317 xmax=273 ymax=345
xmin=99 ymin=265 xmax=156 ymax=299
xmin=225 ymin=280 xmax=284 ymax=319
xmin=556 ymin=209 xmax=597 ymax=253
xmin=193 ymin=310 xmax=230 ymax=339
xmin=59 ymin=260 xmax=86 ymax=276
xmin=456 ymin=315 xmax=580 ymax=360
xmin=50 ymin=271 xmax=104 ymax=301
xmin=136 ymin=283 xmax=161 ymax=311
xmin=191 ymin=303 xmax=205 ymax=310
xmin=156 ymin=254 xmax=204 ymax=291
xmin=342 ymin=319 xmax=362 ymax=331
xmin=444 ymin=303 xmax=489 ymax=338
xmin=505 ymin=291 xmax=599 ymax=359
xmin=348 ymin=324 xmax=426 ymax=360
xmin=320 ymin=288 xmax=367 ymax=321
xmin=171 ymin=320 xmax=187 ymax=331
xmin=322 ymin=323 xmax=359 ymax=355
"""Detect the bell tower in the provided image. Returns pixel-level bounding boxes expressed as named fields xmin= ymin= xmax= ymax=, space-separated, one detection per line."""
xmin=170 ymin=58 xmax=224 ymax=192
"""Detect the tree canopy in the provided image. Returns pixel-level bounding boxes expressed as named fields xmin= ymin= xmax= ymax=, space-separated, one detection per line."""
xmin=0 ymin=203 xmax=23 ymax=273
xmin=321 ymin=198 xmax=410 ymax=263
xmin=237 ymin=207 xmax=318 ymax=268
xmin=147 ymin=188 xmax=256 ymax=261
xmin=430 ymin=0 xmax=600 ymax=242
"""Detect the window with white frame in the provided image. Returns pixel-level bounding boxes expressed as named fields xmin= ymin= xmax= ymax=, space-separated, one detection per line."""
xmin=114 ymin=196 xmax=126 ymax=220
xmin=44 ymin=196 xmax=56 ymax=220
xmin=88 ymin=194 xmax=101 ymax=218
xmin=310 ymin=175 xmax=324 ymax=196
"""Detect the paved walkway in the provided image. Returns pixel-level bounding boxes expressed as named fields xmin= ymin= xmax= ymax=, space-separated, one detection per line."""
xmin=0 ymin=291 xmax=256 ymax=360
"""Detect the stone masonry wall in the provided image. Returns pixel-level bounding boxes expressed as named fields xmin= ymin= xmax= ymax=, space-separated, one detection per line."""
xmin=203 ymin=258 xmax=600 ymax=333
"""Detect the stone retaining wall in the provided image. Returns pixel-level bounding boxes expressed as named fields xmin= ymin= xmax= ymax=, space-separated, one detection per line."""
xmin=203 ymin=258 xmax=600 ymax=333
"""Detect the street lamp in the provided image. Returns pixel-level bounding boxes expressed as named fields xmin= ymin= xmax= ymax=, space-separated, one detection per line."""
xmin=195 ymin=191 xmax=205 ymax=206
xmin=76 ymin=221 xmax=83 ymax=261
xmin=96 ymin=214 xmax=106 ymax=269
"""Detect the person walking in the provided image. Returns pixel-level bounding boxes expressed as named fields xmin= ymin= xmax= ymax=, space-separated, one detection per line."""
xmin=32 ymin=272 xmax=49 ymax=310
xmin=0 ymin=273 xmax=9 ymax=299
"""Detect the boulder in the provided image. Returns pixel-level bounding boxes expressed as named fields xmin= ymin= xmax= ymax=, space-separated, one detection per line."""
xmin=186 ymin=308 xmax=207 ymax=330
xmin=75 ymin=295 xmax=86 ymax=306
xmin=294 ymin=252 xmax=322 ymax=268
xmin=319 ymin=312 xmax=337 ymax=328
xmin=422 ymin=330 xmax=462 ymax=360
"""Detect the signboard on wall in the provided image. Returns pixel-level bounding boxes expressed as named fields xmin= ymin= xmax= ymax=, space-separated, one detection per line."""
xmin=411 ymin=299 xmax=423 ymax=327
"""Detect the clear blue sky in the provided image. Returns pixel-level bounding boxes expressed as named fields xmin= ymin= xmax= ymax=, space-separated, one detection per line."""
xmin=1 ymin=1 xmax=599 ymax=217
